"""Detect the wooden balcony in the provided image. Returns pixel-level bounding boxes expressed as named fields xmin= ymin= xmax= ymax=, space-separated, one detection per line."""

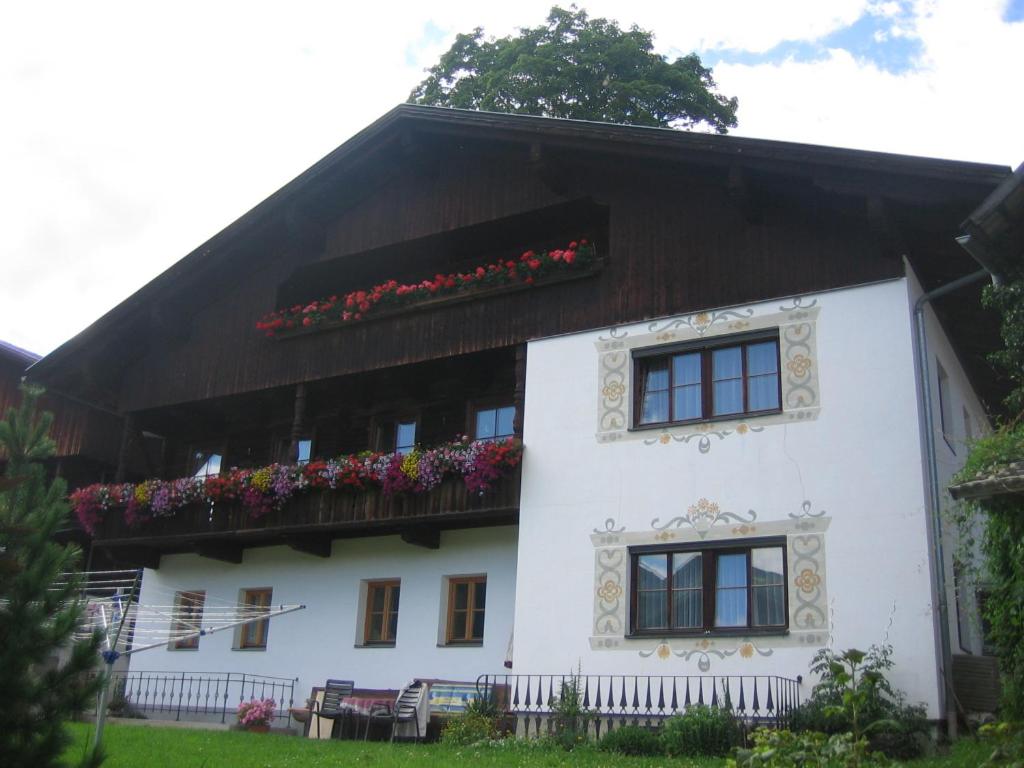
xmin=93 ymin=467 xmax=521 ymax=568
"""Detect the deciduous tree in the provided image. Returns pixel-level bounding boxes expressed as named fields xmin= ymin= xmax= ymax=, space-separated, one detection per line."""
xmin=409 ymin=5 xmax=738 ymax=133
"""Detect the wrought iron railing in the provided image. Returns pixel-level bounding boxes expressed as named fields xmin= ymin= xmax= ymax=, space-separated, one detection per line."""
xmin=476 ymin=673 xmax=803 ymax=737
xmin=108 ymin=670 xmax=297 ymax=725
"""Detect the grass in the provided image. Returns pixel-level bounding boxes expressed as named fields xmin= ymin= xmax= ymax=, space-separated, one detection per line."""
xmin=63 ymin=722 xmax=995 ymax=768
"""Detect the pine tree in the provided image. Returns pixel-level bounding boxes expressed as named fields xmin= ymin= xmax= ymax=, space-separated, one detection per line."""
xmin=0 ymin=385 xmax=103 ymax=768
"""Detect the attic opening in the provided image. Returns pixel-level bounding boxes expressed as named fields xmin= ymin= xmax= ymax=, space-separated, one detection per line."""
xmin=275 ymin=197 xmax=609 ymax=310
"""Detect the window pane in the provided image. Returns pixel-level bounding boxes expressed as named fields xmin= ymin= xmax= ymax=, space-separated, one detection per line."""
xmin=297 ymin=439 xmax=312 ymax=463
xmin=638 ymin=555 xmax=668 ymax=589
xmin=717 ymin=553 xmax=747 ymax=587
xmin=644 ymin=362 xmax=669 ymax=392
xmin=641 ymin=390 xmax=669 ymax=424
xmin=746 ymin=341 xmax=778 ymax=376
xmin=396 ymin=421 xmax=416 ymax=453
xmin=391 ymin=585 xmax=400 ymax=613
xmin=748 ymin=374 xmax=779 ymax=411
xmin=712 ymin=379 xmax=743 ymax=416
xmin=388 ymin=606 xmax=400 ymax=640
xmin=450 ymin=611 xmax=467 ymax=640
xmin=496 ymin=406 xmax=515 ymax=438
xmin=672 ymin=353 xmax=701 ymax=386
xmin=476 ymin=409 xmax=496 ymax=440
xmin=369 ymin=613 xmax=385 ymax=641
xmin=471 ymin=610 xmax=485 ymax=640
xmin=371 ymin=586 xmax=386 ymax=611
xmin=712 ymin=347 xmax=742 ymax=380
xmin=474 ymin=581 xmax=486 ymax=610
xmin=672 ymin=384 xmax=702 ymax=421
xmin=753 ymin=585 xmax=785 ymax=626
xmin=453 ymin=582 xmax=469 ymax=610
xmin=752 ymin=548 xmax=784 ymax=586
xmin=672 ymin=553 xmax=702 ymax=589
xmin=672 ymin=590 xmax=703 ymax=629
xmin=715 ymin=588 xmax=747 ymax=627
xmin=638 ymin=592 xmax=667 ymax=629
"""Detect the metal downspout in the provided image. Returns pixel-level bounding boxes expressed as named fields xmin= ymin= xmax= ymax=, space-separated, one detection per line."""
xmin=912 ymin=267 xmax=990 ymax=739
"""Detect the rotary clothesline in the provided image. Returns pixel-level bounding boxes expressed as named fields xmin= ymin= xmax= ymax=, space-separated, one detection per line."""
xmin=63 ymin=569 xmax=306 ymax=754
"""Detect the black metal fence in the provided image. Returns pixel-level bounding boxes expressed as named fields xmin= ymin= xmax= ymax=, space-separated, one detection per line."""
xmin=476 ymin=673 xmax=803 ymax=737
xmin=109 ymin=670 xmax=297 ymax=725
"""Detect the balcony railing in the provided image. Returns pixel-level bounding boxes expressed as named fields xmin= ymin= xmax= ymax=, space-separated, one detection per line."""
xmin=477 ymin=673 xmax=803 ymax=738
xmin=92 ymin=466 xmax=521 ymax=559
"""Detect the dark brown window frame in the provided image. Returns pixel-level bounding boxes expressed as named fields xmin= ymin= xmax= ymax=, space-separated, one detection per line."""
xmin=170 ymin=590 xmax=206 ymax=650
xmin=363 ymin=579 xmax=400 ymax=646
xmin=628 ymin=537 xmax=789 ymax=638
xmin=446 ymin=575 xmax=486 ymax=645
xmin=632 ymin=331 xmax=782 ymax=430
xmin=371 ymin=412 xmax=420 ymax=454
xmin=237 ymin=587 xmax=273 ymax=650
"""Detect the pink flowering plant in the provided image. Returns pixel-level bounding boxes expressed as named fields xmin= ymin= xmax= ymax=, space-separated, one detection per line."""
xmin=70 ymin=437 xmax=523 ymax=534
xmin=256 ymin=238 xmax=596 ymax=335
xmin=237 ymin=697 xmax=276 ymax=727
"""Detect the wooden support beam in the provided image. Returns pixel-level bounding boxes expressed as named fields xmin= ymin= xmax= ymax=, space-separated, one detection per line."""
xmin=194 ymin=541 xmax=243 ymax=564
xmin=288 ymin=383 xmax=308 ymax=462
xmin=513 ymin=344 xmax=527 ymax=438
xmin=400 ymin=527 xmax=440 ymax=550
xmin=285 ymin=535 xmax=332 ymax=558
xmin=114 ymin=413 xmax=136 ymax=482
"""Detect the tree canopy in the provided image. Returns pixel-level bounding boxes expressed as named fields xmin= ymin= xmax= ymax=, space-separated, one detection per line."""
xmin=409 ymin=6 xmax=738 ymax=133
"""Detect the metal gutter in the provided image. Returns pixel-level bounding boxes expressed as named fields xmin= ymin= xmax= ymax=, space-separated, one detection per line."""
xmin=912 ymin=267 xmax=991 ymax=738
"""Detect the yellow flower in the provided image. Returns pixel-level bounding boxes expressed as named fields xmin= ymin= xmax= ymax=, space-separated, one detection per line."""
xmin=401 ymin=450 xmax=420 ymax=480
xmin=739 ymin=642 xmax=755 ymax=658
xmin=250 ymin=467 xmax=273 ymax=493
xmin=659 ymin=434 xmax=671 ymax=444
xmin=656 ymin=643 xmax=671 ymax=660
xmin=736 ymin=423 xmax=749 ymax=435
xmin=133 ymin=483 xmax=151 ymax=505
xmin=602 ymin=381 xmax=626 ymax=400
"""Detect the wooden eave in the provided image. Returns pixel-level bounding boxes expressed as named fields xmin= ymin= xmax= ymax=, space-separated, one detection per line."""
xmin=27 ymin=104 xmax=1012 ymax=403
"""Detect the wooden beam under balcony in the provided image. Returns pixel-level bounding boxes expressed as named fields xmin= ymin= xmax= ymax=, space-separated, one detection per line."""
xmin=194 ymin=540 xmax=243 ymax=564
xmin=400 ymin=526 xmax=440 ymax=550
xmin=285 ymin=534 xmax=332 ymax=558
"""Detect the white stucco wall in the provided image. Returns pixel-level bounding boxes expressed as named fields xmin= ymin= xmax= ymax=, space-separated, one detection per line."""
xmin=128 ymin=526 xmax=518 ymax=700
xmin=513 ymin=277 xmax=949 ymax=716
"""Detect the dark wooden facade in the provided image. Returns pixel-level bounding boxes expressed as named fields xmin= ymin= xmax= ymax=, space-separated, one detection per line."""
xmin=24 ymin=106 xmax=1012 ymax=564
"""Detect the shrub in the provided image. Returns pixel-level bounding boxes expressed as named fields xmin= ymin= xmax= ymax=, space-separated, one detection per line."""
xmin=598 ymin=725 xmax=663 ymax=756
xmin=790 ymin=644 xmax=928 ymax=759
xmin=729 ymin=728 xmax=888 ymax=768
xmin=660 ymin=705 xmax=740 ymax=757
xmin=979 ymin=720 xmax=1024 ymax=767
xmin=549 ymin=669 xmax=595 ymax=750
xmin=440 ymin=712 xmax=499 ymax=746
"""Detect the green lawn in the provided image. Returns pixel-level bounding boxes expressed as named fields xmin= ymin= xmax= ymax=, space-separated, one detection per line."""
xmin=64 ymin=722 xmax=993 ymax=768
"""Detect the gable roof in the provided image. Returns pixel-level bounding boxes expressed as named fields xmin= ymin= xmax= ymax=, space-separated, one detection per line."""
xmin=28 ymin=104 xmax=1011 ymax=391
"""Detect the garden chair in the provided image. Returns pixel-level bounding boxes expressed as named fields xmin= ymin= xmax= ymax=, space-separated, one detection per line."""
xmin=311 ymin=679 xmax=355 ymax=739
xmin=374 ymin=682 xmax=424 ymax=742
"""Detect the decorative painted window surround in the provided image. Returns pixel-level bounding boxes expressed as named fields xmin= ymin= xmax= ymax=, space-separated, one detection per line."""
xmin=590 ymin=499 xmax=830 ymax=670
xmin=595 ymin=298 xmax=820 ymax=452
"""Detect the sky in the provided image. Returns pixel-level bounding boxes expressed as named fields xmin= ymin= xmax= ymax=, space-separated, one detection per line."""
xmin=2 ymin=0 xmax=1022 ymax=357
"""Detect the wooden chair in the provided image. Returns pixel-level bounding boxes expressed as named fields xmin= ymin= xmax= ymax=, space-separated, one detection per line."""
xmin=312 ymin=679 xmax=354 ymax=739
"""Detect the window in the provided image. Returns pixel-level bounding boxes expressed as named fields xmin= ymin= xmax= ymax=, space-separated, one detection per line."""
xmin=191 ymin=451 xmax=222 ymax=478
xmin=296 ymin=439 xmax=312 ymax=464
xmin=364 ymin=580 xmax=400 ymax=645
xmin=634 ymin=335 xmax=781 ymax=427
xmin=937 ymin=361 xmax=954 ymax=452
xmin=237 ymin=588 xmax=272 ymax=650
xmin=630 ymin=542 xmax=787 ymax=635
xmin=475 ymin=405 xmax=515 ymax=441
xmin=446 ymin=576 xmax=486 ymax=644
xmin=170 ymin=590 xmax=206 ymax=650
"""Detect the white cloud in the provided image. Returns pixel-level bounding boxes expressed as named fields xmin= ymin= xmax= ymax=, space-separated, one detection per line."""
xmin=0 ymin=0 xmax=1019 ymax=356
